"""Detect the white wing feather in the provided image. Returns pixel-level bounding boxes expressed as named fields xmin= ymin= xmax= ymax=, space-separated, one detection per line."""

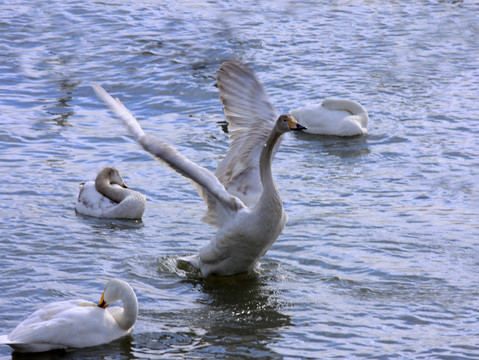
xmin=93 ymin=84 xmax=244 ymax=226
xmin=93 ymin=84 xmax=145 ymax=138
xmin=215 ymin=61 xmax=279 ymax=206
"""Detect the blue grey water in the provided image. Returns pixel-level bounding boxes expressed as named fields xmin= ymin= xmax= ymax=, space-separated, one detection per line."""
xmin=1 ymin=0 xmax=478 ymax=359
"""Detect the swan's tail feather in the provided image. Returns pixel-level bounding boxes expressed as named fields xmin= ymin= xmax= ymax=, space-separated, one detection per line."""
xmin=92 ymin=83 xmax=145 ymax=139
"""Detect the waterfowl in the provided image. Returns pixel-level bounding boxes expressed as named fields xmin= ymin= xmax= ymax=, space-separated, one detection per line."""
xmin=75 ymin=167 xmax=146 ymax=219
xmin=93 ymin=60 xmax=305 ymax=277
xmin=0 ymin=279 xmax=138 ymax=353
xmin=290 ymin=98 xmax=368 ymax=136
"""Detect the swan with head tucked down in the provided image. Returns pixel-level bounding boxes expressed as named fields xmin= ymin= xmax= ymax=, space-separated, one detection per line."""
xmin=0 ymin=279 xmax=138 ymax=353
xmin=75 ymin=167 xmax=146 ymax=220
xmin=93 ymin=60 xmax=305 ymax=277
xmin=290 ymin=98 xmax=368 ymax=136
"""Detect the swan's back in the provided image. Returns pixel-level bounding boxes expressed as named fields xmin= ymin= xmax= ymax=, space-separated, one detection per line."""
xmin=291 ymin=104 xmax=350 ymax=134
xmin=4 ymin=300 xmax=116 ymax=352
xmin=290 ymin=99 xmax=368 ymax=136
xmin=3 ymin=298 xmax=134 ymax=352
xmin=76 ymin=181 xmax=146 ymax=219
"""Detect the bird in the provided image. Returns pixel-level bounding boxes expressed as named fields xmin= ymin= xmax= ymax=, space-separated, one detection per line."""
xmin=0 ymin=279 xmax=138 ymax=353
xmin=75 ymin=166 xmax=146 ymax=220
xmin=92 ymin=60 xmax=305 ymax=278
xmin=290 ymin=98 xmax=368 ymax=136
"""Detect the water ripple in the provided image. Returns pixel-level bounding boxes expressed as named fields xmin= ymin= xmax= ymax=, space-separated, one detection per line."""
xmin=1 ymin=0 xmax=479 ymax=359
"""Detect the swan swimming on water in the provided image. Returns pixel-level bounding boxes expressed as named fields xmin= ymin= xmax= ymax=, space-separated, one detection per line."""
xmin=290 ymin=98 xmax=368 ymax=136
xmin=0 ymin=279 xmax=138 ymax=353
xmin=93 ymin=60 xmax=306 ymax=277
xmin=75 ymin=167 xmax=146 ymax=220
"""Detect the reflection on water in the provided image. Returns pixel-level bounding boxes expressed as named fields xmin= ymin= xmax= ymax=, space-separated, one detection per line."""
xmin=125 ymin=263 xmax=291 ymax=359
xmin=76 ymin=215 xmax=145 ymax=232
xmin=45 ymin=79 xmax=79 ymax=128
xmin=296 ymin=132 xmax=372 ymax=159
xmin=195 ymin=273 xmax=291 ymax=328
xmin=175 ymin=274 xmax=290 ymax=358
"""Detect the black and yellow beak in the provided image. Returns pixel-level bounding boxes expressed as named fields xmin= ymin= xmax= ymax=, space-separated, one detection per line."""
xmin=98 ymin=293 xmax=108 ymax=308
xmin=287 ymin=116 xmax=307 ymax=131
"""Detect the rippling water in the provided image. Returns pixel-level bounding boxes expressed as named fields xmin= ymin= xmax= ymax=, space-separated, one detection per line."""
xmin=1 ymin=0 xmax=478 ymax=359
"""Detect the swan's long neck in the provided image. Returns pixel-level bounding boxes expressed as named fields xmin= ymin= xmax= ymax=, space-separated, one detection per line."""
xmin=257 ymin=127 xmax=282 ymax=208
xmin=95 ymin=178 xmax=128 ymax=203
xmin=114 ymin=289 xmax=138 ymax=330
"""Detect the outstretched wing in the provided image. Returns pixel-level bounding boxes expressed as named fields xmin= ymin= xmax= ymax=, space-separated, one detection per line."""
xmin=93 ymin=84 xmax=245 ymax=226
xmin=215 ymin=60 xmax=279 ymax=206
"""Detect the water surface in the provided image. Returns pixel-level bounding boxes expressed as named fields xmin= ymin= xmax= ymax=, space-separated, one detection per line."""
xmin=1 ymin=1 xmax=478 ymax=359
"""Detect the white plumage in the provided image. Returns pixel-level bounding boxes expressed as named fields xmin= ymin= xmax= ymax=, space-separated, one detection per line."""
xmin=290 ymin=98 xmax=368 ymax=136
xmin=93 ymin=60 xmax=305 ymax=277
xmin=75 ymin=167 xmax=146 ymax=220
xmin=0 ymin=279 xmax=138 ymax=353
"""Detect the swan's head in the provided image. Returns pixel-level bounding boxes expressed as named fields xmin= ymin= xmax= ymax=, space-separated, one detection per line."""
xmin=98 ymin=279 xmax=138 ymax=330
xmin=98 ymin=279 xmax=135 ymax=309
xmin=276 ymin=114 xmax=306 ymax=133
xmin=97 ymin=167 xmax=128 ymax=188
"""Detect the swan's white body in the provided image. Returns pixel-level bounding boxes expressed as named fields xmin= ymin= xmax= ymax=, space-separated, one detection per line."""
xmin=0 ymin=279 xmax=138 ymax=353
xmin=290 ymin=99 xmax=368 ymax=136
xmin=75 ymin=167 xmax=146 ymax=220
xmin=93 ymin=60 xmax=305 ymax=277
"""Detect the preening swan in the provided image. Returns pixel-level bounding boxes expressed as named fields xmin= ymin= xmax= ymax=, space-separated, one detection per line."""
xmin=93 ymin=60 xmax=305 ymax=277
xmin=290 ymin=98 xmax=368 ymax=136
xmin=0 ymin=279 xmax=138 ymax=353
xmin=75 ymin=167 xmax=146 ymax=219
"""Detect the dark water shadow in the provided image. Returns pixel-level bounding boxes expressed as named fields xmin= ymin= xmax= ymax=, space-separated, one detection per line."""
xmin=74 ymin=211 xmax=145 ymax=231
xmin=10 ymin=336 xmax=134 ymax=360
xmin=294 ymin=131 xmax=372 ymax=159
xmin=128 ymin=257 xmax=291 ymax=358
xmin=179 ymin=269 xmax=292 ymax=359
